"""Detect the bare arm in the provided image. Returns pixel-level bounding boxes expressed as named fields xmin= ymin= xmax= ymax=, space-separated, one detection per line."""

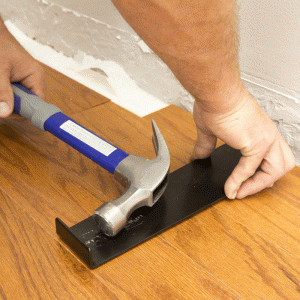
xmin=111 ymin=0 xmax=242 ymax=111
xmin=111 ymin=0 xmax=296 ymax=199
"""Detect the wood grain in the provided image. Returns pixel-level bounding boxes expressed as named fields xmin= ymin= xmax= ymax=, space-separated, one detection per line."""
xmin=0 ymin=122 xmax=109 ymax=230
xmin=1 ymin=103 xmax=242 ymax=299
xmin=160 ymin=206 xmax=300 ymax=299
xmin=145 ymin=105 xmax=300 ymax=298
xmin=1 ymin=65 xmax=300 ymax=299
xmin=0 ymin=189 xmax=118 ymax=300
xmin=0 ymin=122 xmax=241 ymax=300
xmin=43 ymin=64 xmax=110 ymax=114
xmin=64 ymin=102 xmax=300 ymax=299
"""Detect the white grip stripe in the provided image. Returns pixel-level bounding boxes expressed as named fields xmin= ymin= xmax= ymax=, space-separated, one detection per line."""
xmin=60 ymin=120 xmax=116 ymax=156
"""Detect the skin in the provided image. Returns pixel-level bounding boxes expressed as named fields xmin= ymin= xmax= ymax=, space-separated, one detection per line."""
xmin=0 ymin=1 xmax=296 ymax=199
xmin=0 ymin=17 xmax=45 ymax=120
xmin=110 ymin=0 xmax=296 ymax=199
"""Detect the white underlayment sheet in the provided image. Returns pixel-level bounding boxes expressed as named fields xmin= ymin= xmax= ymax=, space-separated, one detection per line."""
xmin=5 ymin=20 xmax=168 ymax=117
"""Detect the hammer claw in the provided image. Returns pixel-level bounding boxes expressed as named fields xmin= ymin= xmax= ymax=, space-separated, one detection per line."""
xmin=94 ymin=120 xmax=170 ymax=236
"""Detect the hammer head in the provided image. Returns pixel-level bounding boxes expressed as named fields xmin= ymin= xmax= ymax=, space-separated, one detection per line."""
xmin=93 ymin=120 xmax=170 ymax=236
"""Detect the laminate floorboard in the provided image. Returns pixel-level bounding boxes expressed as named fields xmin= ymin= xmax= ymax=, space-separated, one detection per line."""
xmin=0 ymin=68 xmax=242 ymax=299
xmin=1 ymin=66 xmax=299 ymax=299
xmin=76 ymin=104 xmax=300 ymax=299
xmin=43 ymin=64 xmax=110 ymax=114
xmin=0 ymin=189 xmax=119 ymax=300
xmin=0 ymin=122 xmax=242 ymax=299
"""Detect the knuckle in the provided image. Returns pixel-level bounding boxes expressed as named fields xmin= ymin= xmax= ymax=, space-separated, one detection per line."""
xmin=230 ymin=171 xmax=245 ymax=186
xmin=286 ymin=154 xmax=296 ymax=171
xmin=237 ymin=161 xmax=258 ymax=179
xmin=243 ymin=164 xmax=257 ymax=177
xmin=29 ymin=59 xmax=44 ymax=76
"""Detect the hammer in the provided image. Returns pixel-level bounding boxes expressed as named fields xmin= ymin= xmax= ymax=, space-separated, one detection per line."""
xmin=12 ymin=83 xmax=170 ymax=236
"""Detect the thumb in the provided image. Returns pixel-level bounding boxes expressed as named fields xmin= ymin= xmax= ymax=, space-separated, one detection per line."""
xmin=0 ymin=76 xmax=14 ymax=118
xmin=191 ymin=125 xmax=217 ymax=160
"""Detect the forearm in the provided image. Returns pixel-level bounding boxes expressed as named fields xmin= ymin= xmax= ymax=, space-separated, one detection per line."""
xmin=111 ymin=0 xmax=243 ymax=112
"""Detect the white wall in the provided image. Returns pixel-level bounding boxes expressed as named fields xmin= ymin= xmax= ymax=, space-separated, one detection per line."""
xmin=50 ymin=0 xmax=135 ymax=34
xmin=238 ymin=0 xmax=300 ymax=92
xmin=1 ymin=0 xmax=299 ymax=162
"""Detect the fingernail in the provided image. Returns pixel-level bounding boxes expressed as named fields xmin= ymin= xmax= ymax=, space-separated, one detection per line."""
xmin=228 ymin=191 xmax=237 ymax=200
xmin=0 ymin=102 xmax=10 ymax=118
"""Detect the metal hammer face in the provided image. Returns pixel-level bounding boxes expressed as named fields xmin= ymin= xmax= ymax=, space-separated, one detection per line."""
xmin=93 ymin=120 xmax=170 ymax=236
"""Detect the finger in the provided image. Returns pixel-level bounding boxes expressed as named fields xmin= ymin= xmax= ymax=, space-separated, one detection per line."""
xmin=236 ymin=137 xmax=296 ymax=199
xmin=235 ymin=170 xmax=276 ymax=199
xmin=20 ymin=62 xmax=45 ymax=99
xmin=191 ymin=126 xmax=217 ymax=160
xmin=279 ymin=135 xmax=297 ymax=172
xmin=224 ymin=152 xmax=265 ymax=199
xmin=0 ymin=75 xmax=14 ymax=118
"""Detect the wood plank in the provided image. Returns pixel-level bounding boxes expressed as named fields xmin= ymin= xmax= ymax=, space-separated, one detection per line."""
xmin=2 ymin=63 xmax=299 ymax=298
xmin=43 ymin=64 xmax=110 ymax=114
xmin=67 ymin=103 xmax=300 ymax=299
xmin=146 ymin=105 xmax=300 ymax=257
xmin=160 ymin=206 xmax=300 ymax=299
xmin=0 ymin=104 xmax=241 ymax=299
xmin=0 ymin=122 xmax=110 ymax=231
xmin=0 ymin=189 xmax=118 ymax=300
xmin=213 ymin=183 xmax=300 ymax=258
xmin=91 ymin=235 xmax=242 ymax=300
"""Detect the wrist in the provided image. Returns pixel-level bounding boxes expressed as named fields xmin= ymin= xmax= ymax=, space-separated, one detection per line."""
xmin=194 ymin=78 xmax=247 ymax=114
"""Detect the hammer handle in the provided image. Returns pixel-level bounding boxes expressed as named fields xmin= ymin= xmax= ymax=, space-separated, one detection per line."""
xmin=12 ymin=83 xmax=129 ymax=174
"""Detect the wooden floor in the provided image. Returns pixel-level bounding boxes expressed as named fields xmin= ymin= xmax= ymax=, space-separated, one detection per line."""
xmin=1 ymin=65 xmax=299 ymax=299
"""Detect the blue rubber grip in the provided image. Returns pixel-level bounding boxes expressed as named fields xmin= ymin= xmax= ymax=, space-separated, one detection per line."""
xmin=12 ymin=83 xmax=129 ymax=173
xmin=44 ymin=113 xmax=128 ymax=173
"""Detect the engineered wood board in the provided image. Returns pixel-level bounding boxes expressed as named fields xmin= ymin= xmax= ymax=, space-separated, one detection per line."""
xmin=43 ymin=64 xmax=110 ymax=114
xmin=92 ymin=236 xmax=242 ymax=300
xmin=0 ymin=122 xmax=109 ymax=231
xmin=145 ymin=110 xmax=300 ymax=298
xmin=148 ymin=105 xmax=300 ymax=257
xmin=0 ymin=114 xmax=242 ymax=300
xmin=159 ymin=206 xmax=300 ymax=300
xmin=213 ymin=185 xmax=300 ymax=258
xmin=0 ymin=189 xmax=119 ymax=300
xmin=69 ymin=103 xmax=300 ymax=298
